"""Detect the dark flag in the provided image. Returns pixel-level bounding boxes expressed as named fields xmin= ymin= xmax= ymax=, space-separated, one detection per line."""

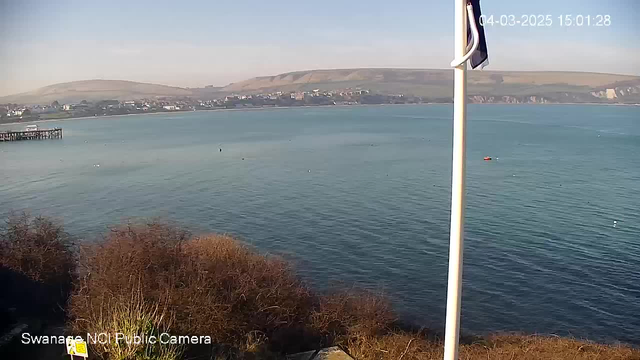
xmin=468 ymin=0 xmax=488 ymax=69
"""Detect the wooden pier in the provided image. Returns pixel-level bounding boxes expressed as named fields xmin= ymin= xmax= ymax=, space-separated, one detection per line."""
xmin=0 ymin=128 xmax=63 ymax=142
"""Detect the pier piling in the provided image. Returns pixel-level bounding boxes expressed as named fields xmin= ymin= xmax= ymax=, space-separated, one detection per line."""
xmin=0 ymin=128 xmax=63 ymax=142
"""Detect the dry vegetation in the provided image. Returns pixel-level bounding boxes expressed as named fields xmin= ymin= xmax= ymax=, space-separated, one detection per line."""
xmin=1 ymin=215 xmax=639 ymax=359
xmin=69 ymin=222 xmax=318 ymax=357
xmin=343 ymin=333 xmax=640 ymax=360
xmin=0 ymin=213 xmax=74 ymax=285
xmin=0 ymin=213 xmax=74 ymax=320
xmin=311 ymin=290 xmax=396 ymax=345
xmin=87 ymin=288 xmax=182 ymax=360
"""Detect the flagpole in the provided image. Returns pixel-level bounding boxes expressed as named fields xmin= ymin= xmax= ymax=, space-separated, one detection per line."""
xmin=443 ymin=0 xmax=468 ymax=359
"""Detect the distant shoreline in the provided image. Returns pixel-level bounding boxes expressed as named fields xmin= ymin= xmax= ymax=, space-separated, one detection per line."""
xmin=0 ymin=106 xmax=308 ymax=127
xmin=1 ymin=102 xmax=637 ymax=127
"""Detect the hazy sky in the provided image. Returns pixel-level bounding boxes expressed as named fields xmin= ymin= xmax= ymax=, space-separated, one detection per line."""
xmin=1 ymin=0 xmax=638 ymax=96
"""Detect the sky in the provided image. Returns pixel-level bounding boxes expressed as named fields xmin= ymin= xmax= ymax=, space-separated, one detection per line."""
xmin=0 ymin=0 xmax=638 ymax=96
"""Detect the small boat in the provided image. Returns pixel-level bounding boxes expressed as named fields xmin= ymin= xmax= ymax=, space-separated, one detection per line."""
xmin=25 ymin=125 xmax=39 ymax=132
xmin=483 ymin=156 xmax=492 ymax=161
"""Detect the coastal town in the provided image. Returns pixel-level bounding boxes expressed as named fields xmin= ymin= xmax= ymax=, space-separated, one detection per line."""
xmin=0 ymin=89 xmax=437 ymax=124
xmin=0 ymin=87 xmax=570 ymax=124
xmin=2 ymin=81 xmax=638 ymax=125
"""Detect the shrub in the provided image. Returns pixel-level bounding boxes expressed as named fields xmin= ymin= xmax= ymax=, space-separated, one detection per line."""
xmin=0 ymin=213 xmax=74 ymax=319
xmin=0 ymin=212 xmax=74 ymax=285
xmin=70 ymin=224 xmax=315 ymax=354
xmin=177 ymin=235 xmax=314 ymax=348
xmin=310 ymin=289 xmax=396 ymax=345
xmin=70 ymin=221 xmax=188 ymax=333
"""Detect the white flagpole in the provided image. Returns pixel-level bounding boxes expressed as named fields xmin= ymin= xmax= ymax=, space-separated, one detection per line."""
xmin=443 ymin=0 xmax=468 ymax=359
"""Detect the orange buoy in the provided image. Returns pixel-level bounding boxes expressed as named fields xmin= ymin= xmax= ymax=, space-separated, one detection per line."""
xmin=483 ymin=156 xmax=492 ymax=161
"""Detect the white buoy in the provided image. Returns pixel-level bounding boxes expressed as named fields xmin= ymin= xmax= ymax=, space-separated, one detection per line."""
xmin=308 ymin=169 xmax=311 ymax=173
xmin=613 ymin=220 xmax=617 ymax=228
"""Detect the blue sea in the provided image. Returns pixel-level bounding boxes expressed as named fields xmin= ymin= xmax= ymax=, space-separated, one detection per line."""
xmin=1 ymin=104 xmax=639 ymax=344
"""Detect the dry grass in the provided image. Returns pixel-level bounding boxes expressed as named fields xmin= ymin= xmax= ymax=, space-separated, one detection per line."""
xmin=461 ymin=334 xmax=640 ymax=360
xmin=344 ymin=332 xmax=438 ymax=360
xmin=343 ymin=333 xmax=640 ymax=360
xmin=86 ymin=287 xmax=182 ymax=360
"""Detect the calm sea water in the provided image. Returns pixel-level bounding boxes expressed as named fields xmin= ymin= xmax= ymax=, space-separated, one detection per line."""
xmin=1 ymin=105 xmax=639 ymax=343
